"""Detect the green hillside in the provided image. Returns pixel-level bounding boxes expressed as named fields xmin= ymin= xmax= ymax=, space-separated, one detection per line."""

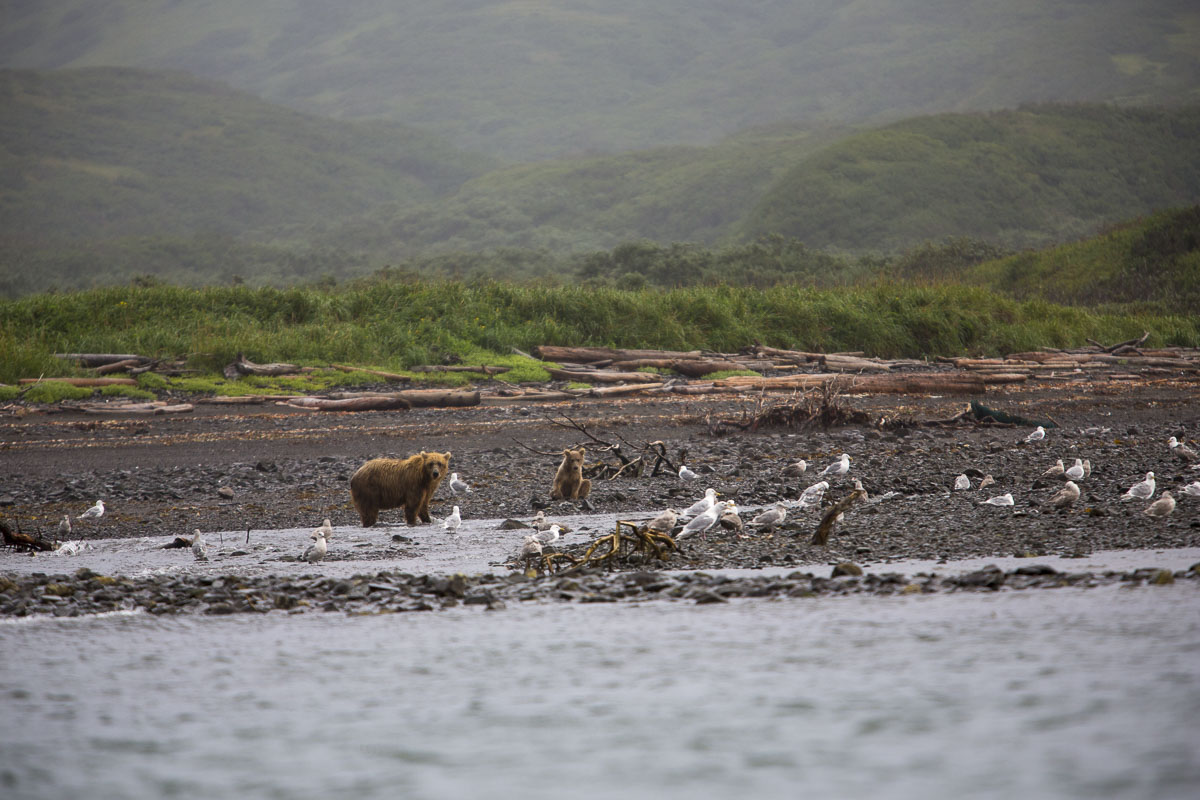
xmin=0 ymin=68 xmax=495 ymax=244
xmin=742 ymin=105 xmax=1200 ymax=251
xmin=3 ymin=1 xmax=1198 ymax=160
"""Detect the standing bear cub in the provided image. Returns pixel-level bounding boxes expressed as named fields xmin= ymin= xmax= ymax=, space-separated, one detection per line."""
xmin=350 ymin=451 xmax=452 ymax=527
xmin=551 ymin=447 xmax=591 ymax=500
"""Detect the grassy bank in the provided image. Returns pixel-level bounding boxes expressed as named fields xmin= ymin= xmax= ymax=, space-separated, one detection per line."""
xmin=2 ymin=280 xmax=1197 ymax=387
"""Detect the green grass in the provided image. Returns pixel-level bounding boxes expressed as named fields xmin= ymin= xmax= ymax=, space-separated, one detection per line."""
xmin=21 ymin=381 xmax=94 ymax=404
xmin=98 ymin=384 xmax=155 ymax=400
xmin=1 ymin=279 xmax=1196 ymax=387
xmin=0 ymin=385 xmax=21 ymax=401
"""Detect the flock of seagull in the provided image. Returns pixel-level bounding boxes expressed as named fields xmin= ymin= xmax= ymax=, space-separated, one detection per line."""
xmin=47 ymin=429 xmax=1198 ymax=565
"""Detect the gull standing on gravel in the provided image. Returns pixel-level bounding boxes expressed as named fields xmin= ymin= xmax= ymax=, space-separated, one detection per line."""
xmin=677 ymin=501 xmax=731 ymax=541
xmin=683 ymin=488 xmax=719 ymax=518
xmin=1042 ymin=459 xmax=1065 ymax=478
xmin=78 ymin=499 xmax=104 ymax=521
xmin=1144 ymin=492 xmax=1176 ymax=518
xmin=303 ymin=528 xmax=328 ymax=563
xmin=443 ymin=505 xmax=461 ymax=534
xmin=1168 ymin=437 xmax=1200 ymax=463
xmin=1045 ymin=481 xmax=1080 ymax=510
xmin=750 ymin=503 xmax=787 ymax=531
xmin=678 ymin=464 xmax=699 ymax=482
xmin=782 ymin=460 xmax=807 ymax=478
xmin=1064 ymin=459 xmax=1086 ymax=482
xmin=797 ymin=480 xmax=830 ymax=510
xmin=1181 ymin=481 xmax=1200 ymax=498
xmin=448 ymin=473 xmax=472 ymax=495
xmin=954 ymin=474 xmax=971 ymax=491
xmin=310 ymin=518 xmax=333 ymax=541
xmin=646 ymin=508 xmax=679 ymax=534
xmin=978 ymin=474 xmax=996 ymax=490
xmin=719 ymin=503 xmax=744 ymax=532
xmin=1122 ymin=472 xmax=1155 ymax=501
xmin=520 ymin=535 xmax=543 ymax=562
xmin=820 ymin=454 xmax=851 ymax=477
xmin=57 ymin=515 xmax=72 ymax=539
xmin=982 ymin=493 xmax=1015 ymax=507
xmin=191 ymin=528 xmax=209 ymax=562
xmin=1024 ymin=426 xmax=1046 ymax=443
xmin=533 ymin=524 xmax=561 ymax=548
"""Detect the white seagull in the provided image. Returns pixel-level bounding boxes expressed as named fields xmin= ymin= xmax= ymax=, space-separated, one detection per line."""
xmin=821 ymin=454 xmax=851 ymax=477
xmin=1064 ymin=459 xmax=1086 ymax=482
xmin=448 ymin=473 xmax=472 ymax=495
xmin=1144 ymin=492 xmax=1175 ymax=518
xmin=954 ymin=474 xmax=971 ymax=491
xmin=303 ymin=529 xmax=328 ymax=563
xmin=678 ymin=464 xmax=698 ymax=481
xmin=78 ymin=499 xmax=105 ymax=521
xmin=533 ymin=524 xmax=562 ymax=547
xmin=1181 ymin=481 xmax=1200 ymax=498
xmin=1122 ymin=472 xmax=1155 ymax=501
xmin=310 ymin=518 xmax=333 ymax=541
xmin=797 ymin=480 xmax=830 ymax=510
xmin=750 ymin=503 xmax=787 ymax=530
xmin=1024 ymin=426 xmax=1046 ymax=443
xmin=191 ymin=528 xmax=208 ymax=562
xmin=982 ymin=493 xmax=1015 ymax=507
xmin=443 ymin=505 xmax=462 ymax=534
xmin=677 ymin=501 xmax=732 ymax=541
xmin=683 ymin=488 xmax=719 ymax=517
xmin=57 ymin=515 xmax=72 ymax=538
xmin=1045 ymin=481 xmax=1080 ymax=510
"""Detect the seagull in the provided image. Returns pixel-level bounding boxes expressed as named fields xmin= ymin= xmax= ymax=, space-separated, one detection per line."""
xmin=646 ymin=508 xmax=679 ymax=534
xmin=978 ymin=474 xmax=996 ymax=490
xmin=1122 ymin=472 xmax=1155 ymax=501
xmin=1144 ymin=492 xmax=1175 ymax=518
xmin=797 ymin=480 xmax=830 ymax=510
xmin=1024 ymin=426 xmax=1046 ymax=443
xmin=443 ymin=505 xmax=461 ymax=534
xmin=533 ymin=524 xmax=561 ymax=547
xmin=954 ymin=474 xmax=971 ymax=491
xmin=719 ymin=503 xmax=744 ymax=532
xmin=1082 ymin=459 xmax=1092 ymax=478
xmin=191 ymin=528 xmax=208 ymax=561
xmin=982 ymin=493 xmax=1015 ymax=507
xmin=677 ymin=500 xmax=731 ymax=541
xmin=750 ymin=503 xmax=787 ymax=530
xmin=57 ymin=515 xmax=72 ymax=538
xmin=1182 ymin=481 xmax=1200 ymax=498
xmin=448 ymin=473 xmax=472 ymax=495
xmin=1064 ymin=459 xmax=1086 ymax=482
xmin=520 ymin=535 xmax=544 ymax=560
xmin=78 ymin=499 xmax=104 ymax=521
xmin=1168 ymin=437 xmax=1200 ymax=463
xmin=1042 ymin=459 xmax=1065 ymax=478
xmin=678 ymin=464 xmax=698 ymax=481
xmin=531 ymin=510 xmax=554 ymax=532
xmin=310 ymin=518 xmax=333 ymax=541
xmin=302 ymin=529 xmax=328 ymax=563
xmin=782 ymin=460 xmax=807 ymax=478
xmin=820 ymin=454 xmax=851 ymax=477
xmin=683 ymin=488 xmax=719 ymax=517
xmin=1045 ymin=481 xmax=1080 ymax=510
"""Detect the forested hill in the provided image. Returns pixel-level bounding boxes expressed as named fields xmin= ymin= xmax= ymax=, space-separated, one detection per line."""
xmin=3 ymin=1 xmax=1198 ymax=160
xmin=0 ymin=68 xmax=496 ymax=244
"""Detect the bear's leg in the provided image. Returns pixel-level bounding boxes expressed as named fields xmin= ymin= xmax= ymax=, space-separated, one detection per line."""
xmin=404 ymin=503 xmax=419 ymax=526
xmin=577 ymin=478 xmax=592 ymax=499
xmin=359 ymin=506 xmax=379 ymax=527
xmin=416 ymin=488 xmax=433 ymax=523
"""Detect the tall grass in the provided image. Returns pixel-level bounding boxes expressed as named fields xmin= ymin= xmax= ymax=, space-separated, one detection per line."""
xmin=1 ymin=280 xmax=1196 ymax=384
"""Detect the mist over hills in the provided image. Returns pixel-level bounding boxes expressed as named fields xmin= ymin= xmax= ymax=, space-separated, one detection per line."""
xmin=3 ymin=0 xmax=1198 ymax=160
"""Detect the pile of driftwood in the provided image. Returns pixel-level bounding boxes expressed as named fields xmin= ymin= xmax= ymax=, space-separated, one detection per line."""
xmin=940 ymin=333 xmax=1200 ymax=381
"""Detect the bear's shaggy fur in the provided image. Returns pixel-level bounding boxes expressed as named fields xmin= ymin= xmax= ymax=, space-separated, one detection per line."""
xmin=350 ymin=451 xmax=452 ymax=527
xmin=551 ymin=447 xmax=591 ymax=500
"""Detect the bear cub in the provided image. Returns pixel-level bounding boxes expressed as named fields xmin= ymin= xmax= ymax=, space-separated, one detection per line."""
xmin=551 ymin=446 xmax=591 ymax=500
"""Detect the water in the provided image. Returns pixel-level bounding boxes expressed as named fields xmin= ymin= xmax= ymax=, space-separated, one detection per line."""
xmin=3 ymin=586 xmax=1199 ymax=799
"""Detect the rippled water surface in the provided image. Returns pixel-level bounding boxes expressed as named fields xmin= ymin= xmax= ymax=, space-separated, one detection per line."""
xmin=3 ymin=587 xmax=1199 ymax=799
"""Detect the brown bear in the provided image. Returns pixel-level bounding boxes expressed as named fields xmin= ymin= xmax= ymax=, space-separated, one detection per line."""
xmin=551 ymin=447 xmax=591 ymax=500
xmin=350 ymin=451 xmax=452 ymax=527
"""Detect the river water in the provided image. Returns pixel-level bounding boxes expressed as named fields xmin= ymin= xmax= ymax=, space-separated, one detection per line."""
xmin=3 ymin=582 xmax=1199 ymax=799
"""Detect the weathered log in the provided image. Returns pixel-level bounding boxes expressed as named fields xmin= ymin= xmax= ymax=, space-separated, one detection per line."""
xmin=545 ymin=367 xmax=665 ymax=384
xmin=54 ymin=353 xmax=149 ymax=368
xmin=279 ymin=396 xmax=413 ymax=412
xmin=480 ymin=391 xmax=583 ymax=404
xmin=0 ymin=520 xmax=58 ymax=552
xmin=586 ymin=382 xmax=666 ymax=397
xmin=534 ymin=346 xmax=703 ymax=363
xmin=821 ymin=354 xmax=891 ymax=373
xmin=409 ymin=365 xmax=511 ymax=376
xmin=94 ymin=358 xmax=145 ymax=375
xmin=223 ymin=353 xmax=309 ymax=379
xmin=18 ymin=377 xmax=136 ymax=387
xmin=195 ymin=395 xmax=304 ymax=404
xmin=1087 ymin=331 xmax=1150 ymax=353
xmin=716 ymin=372 xmax=986 ymax=395
xmin=977 ymin=373 xmax=1030 ymax=384
xmin=298 ymin=390 xmax=479 ymax=408
xmin=78 ymin=402 xmax=194 ymax=414
xmin=670 ymin=359 xmax=754 ymax=378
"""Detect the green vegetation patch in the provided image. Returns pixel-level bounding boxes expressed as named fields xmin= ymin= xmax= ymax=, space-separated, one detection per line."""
xmin=98 ymin=384 xmax=155 ymax=400
xmin=22 ymin=381 xmax=93 ymax=404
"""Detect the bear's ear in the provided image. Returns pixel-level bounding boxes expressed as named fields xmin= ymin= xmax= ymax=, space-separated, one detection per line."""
xmin=443 ymin=451 xmax=452 ymax=459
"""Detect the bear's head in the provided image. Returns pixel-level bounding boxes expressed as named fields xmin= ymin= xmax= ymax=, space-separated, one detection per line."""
xmin=421 ymin=451 xmax=451 ymax=481
xmin=562 ymin=447 xmax=585 ymax=467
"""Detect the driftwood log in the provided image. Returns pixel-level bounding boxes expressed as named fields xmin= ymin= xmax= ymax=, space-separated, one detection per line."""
xmin=279 ymin=396 xmax=413 ymax=412
xmin=78 ymin=402 xmax=195 ymax=415
xmin=716 ymin=372 xmax=986 ymax=395
xmin=0 ymin=520 xmax=58 ymax=552
xmin=223 ymin=353 xmax=310 ymax=379
xmin=534 ymin=346 xmax=703 ymax=363
xmin=54 ymin=353 xmax=149 ymax=368
xmin=409 ymin=365 xmax=511 ymax=376
xmin=545 ymin=367 xmax=666 ymax=384
xmin=18 ymin=377 xmax=137 ymax=387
